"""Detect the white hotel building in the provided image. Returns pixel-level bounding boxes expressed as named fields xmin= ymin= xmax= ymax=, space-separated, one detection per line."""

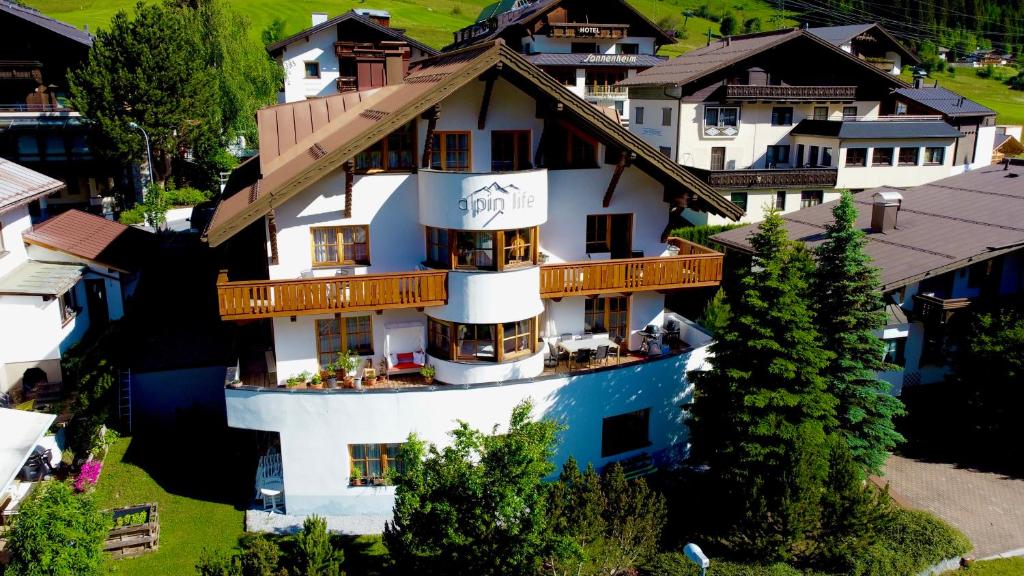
xmin=206 ymin=42 xmax=741 ymax=524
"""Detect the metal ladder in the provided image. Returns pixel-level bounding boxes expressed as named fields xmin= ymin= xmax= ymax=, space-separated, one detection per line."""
xmin=118 ymin=369 xmax=132 ymax=434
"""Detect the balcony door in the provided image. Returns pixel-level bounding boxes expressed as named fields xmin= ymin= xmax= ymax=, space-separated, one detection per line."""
xmin=710 ymin=147 xmax=725 ymax=171
xmin=586 ymin=214 xmax=633 ymax=258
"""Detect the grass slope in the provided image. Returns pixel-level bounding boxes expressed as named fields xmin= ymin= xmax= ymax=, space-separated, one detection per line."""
xmin=901 ymin=67 xmax=1024 ymax=126
xmin=943 ymin=557 xmax=1024 ymax=575
xmin=23 ymin=0 xmax=795 ymax=54
xmin=94 ymin=434 xmax=247 ymax=575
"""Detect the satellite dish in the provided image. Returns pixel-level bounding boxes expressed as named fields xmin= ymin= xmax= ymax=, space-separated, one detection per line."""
xmin=684 ymin=543 xmax=710 ymax=575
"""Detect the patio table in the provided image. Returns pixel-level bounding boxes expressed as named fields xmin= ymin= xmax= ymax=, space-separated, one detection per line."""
xmin=558 ymin=337 xmax=620 ymax=369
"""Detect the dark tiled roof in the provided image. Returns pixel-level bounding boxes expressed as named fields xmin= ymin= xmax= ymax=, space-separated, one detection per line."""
xmin=266 ymin=10 xmax=437 ymax=56
xmin=526 ymin=53 xmax=665 ymax=68
xmin=0 ymin=3 xmax=92 ymax=46
xmin=23 ymin=209 xmax=153 ymax=272
xmin=790 ymin=119 xmax=962 ymax=139
xmin=894 ymin=87 xmax=996 ymax=118
xmin=712 ymin=163 xmax=1024 ymax=290
xmin=806 ymin=23 xmax=875 ymax=45
xmin=205 ymin=42 xmax=743 ymax=246
xmin=0 ymin=156 xmax=65 ymax=215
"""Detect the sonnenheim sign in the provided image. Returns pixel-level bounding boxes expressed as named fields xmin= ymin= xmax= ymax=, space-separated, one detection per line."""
xmin=419 ymin=169 xmax=549 ymax=231
xmin=583 ymin=54 xmax=639 ymax=65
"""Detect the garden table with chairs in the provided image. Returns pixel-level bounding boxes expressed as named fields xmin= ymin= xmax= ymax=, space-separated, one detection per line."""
xmin=555 ymin=336 xmax=621 ymax=371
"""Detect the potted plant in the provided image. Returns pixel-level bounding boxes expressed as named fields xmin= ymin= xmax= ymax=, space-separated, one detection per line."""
xmin=285 ymin=374 xmax=304 ymax=389
xmin=310 ymin=372 xmax=323 ymax=389
xmin=325 ymin=364 xmax=339 ymax=388
xmin=298 ymin=370 xmax=312 ymax=387
xmin=364 ymin=365 xmax=378 ymax=387
xmin=420 ymin=364 xmax=436 ymax=384
xmin=378 ymin=356 xmax=390 ymax=383
xmin=350 ymin=472 xmax=363 ymax=486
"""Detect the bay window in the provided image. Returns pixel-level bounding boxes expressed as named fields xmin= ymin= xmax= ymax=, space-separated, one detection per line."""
xmin=428 ymin=317 xmax=538 ymax=363
xmin=424 ymin=226 xmax=538 ymax=271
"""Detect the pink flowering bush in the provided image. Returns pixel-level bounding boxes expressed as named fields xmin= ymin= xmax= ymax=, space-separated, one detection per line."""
xmin=75 ymin=460 xmax=103 ymax=492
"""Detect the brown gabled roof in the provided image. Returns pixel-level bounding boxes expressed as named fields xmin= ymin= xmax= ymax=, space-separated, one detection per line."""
xmin=712 ymin=162 xmax=1024 ymax=291
xmin=23 ymin=209 xmax=153 ymax=273
xmin=266 ymin=10 xmax=437 ymax=57
xmin=0 ymin=157 xmax=65 ymax=216
xmin=619 ymin=28 xmax=907 ymax=90
xmin=807 ymin=23 xmax=920 ymax=65
xmin=204 ymin=41 xmax=741 ymax=247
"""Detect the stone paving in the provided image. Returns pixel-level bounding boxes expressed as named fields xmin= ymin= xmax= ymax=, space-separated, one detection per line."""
xmin=879 ymin=455 xmax=1024 ymax=559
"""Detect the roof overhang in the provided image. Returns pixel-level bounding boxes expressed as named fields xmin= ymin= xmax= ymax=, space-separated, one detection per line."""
xmin=0 ymin=261 xmax=84 ymax=296
xmin=266 ymin=11 xmax=438 ymax=57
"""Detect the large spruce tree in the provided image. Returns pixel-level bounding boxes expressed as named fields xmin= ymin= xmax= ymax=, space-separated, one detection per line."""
xmin=813 ymin=191 xmax=905 ymax=475
xmin=688 ymin=211 xmax=835 ymax=559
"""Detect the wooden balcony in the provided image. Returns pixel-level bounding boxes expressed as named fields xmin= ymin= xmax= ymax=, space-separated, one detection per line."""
xmin=913 ymin=293 xmax=971 ymax=326
xmin=548 ymin=23 xmax=629 ymax=40
xmin=695 ymin=167 xmax=839 ymax=189
xmin=725 ymin=85 xmax=857 ymax=102
xmin=539 ymin=239 xmax=723 ymax=298
xmin=217 ymin=270 xmax=448 ymax=321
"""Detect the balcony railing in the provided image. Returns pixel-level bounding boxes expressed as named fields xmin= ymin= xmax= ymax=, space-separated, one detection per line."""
xmin=548 ymin=23 xmax=629 ymax=40
xmin=539 ymin=240 xmax=723 ymax=298
xmin=725 ymin=85 xmax=857 ymax=102
xmin=691 ymin=167 xmax=838 ymax=189
xmin=585 ymin=85 xmax=628 ymax=99
xmin=336 ymin=76 xmax=358 ymax=93
xmin=217 ymin=270 xmax=448 ymax=320
xmin=913 ymin=293 xmax=971 ymax=325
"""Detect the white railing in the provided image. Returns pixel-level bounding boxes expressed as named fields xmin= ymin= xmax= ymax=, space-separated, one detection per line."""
xmin=585 ymin=86 xmax=628 ymax=99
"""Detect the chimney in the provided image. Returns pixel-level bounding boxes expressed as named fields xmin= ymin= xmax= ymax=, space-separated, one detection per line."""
xmin=870 ymin=191 xmax=903 ymax=233
xmin=311 ymin=12 xmax=328 ymax=26
xmin=913 ymin=76 xmax=924 ymax=89
xmin=382 ymin=42 xmax=407 ymax=86
xmin=355 ymin=9 xmax=391 ymax=28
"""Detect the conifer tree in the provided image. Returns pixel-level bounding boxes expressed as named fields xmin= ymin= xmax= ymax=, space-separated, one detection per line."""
xmin=688 ymin=210 xmax=835 ymax=559
xmin=813 ymin=191 xmax=905 ymax=475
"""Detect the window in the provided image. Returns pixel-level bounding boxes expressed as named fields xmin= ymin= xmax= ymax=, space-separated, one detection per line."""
xmin=426 ymin=227 xmax=450 ymax=267
xmin=548 ymin=68 xmax=577 ymax=86
xmin=350 ymin=443 xmax=403 ymax=483
xmin=547 ymin=123 xmax=598 ymax=169
xmin=503 ymin=227 xmax=534 ymax=268
xmin=704 ymin=107 xmax=739 ymax=131
xmin=801 ymin=190 xmax=824 ymax=208
xmin=659 ymin=146 xmax=672 ymax=158
xmin=883 ymin=338 xmax=907 ymax=367
xmin=813 ymin=106 xmax=828 ymax=120
xmin=730 ymin=192 xmax=748 ymax=211
xmin=16 ymin=135 xmax=40 ymax=162
xmin=491 ymin=130 xmax=532 ymax=172
xmin=585 ymin=214 xmax=632 ymax=254
xmin=584 ymin=296 xmax=628 ymax=339
xmin=710 ymin=147 xmax=726 ymax=171
xmin=458 ymin=324 xmax=496 ymax=362
xmin=967 ymin=261 xmax=989 ymax=289
xmin=312 ymin=225 xmax=370 ymax=266
xmin=822 ymin=147 xmax=833 ymax=167
xmin=44 ymin=135 xmax=66 ymax=160
xmin=502 ymin=319 xmax=533 ymax=359
xmin=634 ymin=107 xmax=645 ymax=125
xmin=601 ymin=408 xmax=651 ymax=457
xmin=872 ymin=147 xmax=894 ymax=166
xmin=807 ymin=145 xmax=819 ymax=167
xmin=430 ymin=131 xmax=470 ymax=172
xmin=771 ymin=107 xmax=793 ymax=126
xmin=355 ymin=122 xmax=416 ymax=172
xmin=69 ymin=134 xmax=91 ymax=160
xmin=661 ymin=107 xmax=673 ymax=126
xmin=456 ymin=231 xmax=495 ymax=270
xmin=924 ymin=147 xmax=945 ymax=165
xmin=316 ymin=316 xmax=374 ymax=367
xmin=618 ymin=43 xmax=639 ymax=54
xmin=845 ymin=148 xmax=867 ymax=167
xmin=571 ymin=42 xmax=597 ymax=54
xmin=898 ymin=147 xmax=920 ymax=166
xmin=304 ymin=61 xmax=321 ymax=79
xmin=59 ymin=289 xmax=77 ymax=325
xmin=796 ymin=144 xmax=805 ymax=167
xmin=428 ymin=318 xmax=452 ymax=359
xmin=895 ymin=101 xmax=908 ymax=115
xmin=775 ymin=191 xmax=786 ymax=211
xmin=766 ymin=145 xmax=790 ymax=167
xmin=842 ymin=106 xmax=858 ymax=119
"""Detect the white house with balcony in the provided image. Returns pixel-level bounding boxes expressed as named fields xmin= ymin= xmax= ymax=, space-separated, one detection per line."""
xmin=622 ymin=26 xmax=998 ymax=225
xmin=445 ymin=0 xmax=675 ymax=123
xmin=204 ymin=42 xmax=741 ymax=526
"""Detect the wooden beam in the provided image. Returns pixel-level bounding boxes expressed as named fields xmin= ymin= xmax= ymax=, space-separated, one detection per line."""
xmin=603 ymin=150 xmax=633 ymax=208
xmin=478 ymin=71 xmax=497 ymax=130
xmin=343 ymin=161 xmax=354 ymax=218
xmin=267 ymin=211 xmax=280 ymax=265
xmin=421 ymin=105 xmax=440 ymax=169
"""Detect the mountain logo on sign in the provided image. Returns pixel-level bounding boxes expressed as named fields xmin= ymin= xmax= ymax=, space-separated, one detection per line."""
xmin=459 ymin=182 xmax=535 ymax=217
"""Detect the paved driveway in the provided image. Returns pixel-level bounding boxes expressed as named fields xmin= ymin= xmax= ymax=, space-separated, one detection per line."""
xmin=879 ymin=455 xmax=1024 ymax=559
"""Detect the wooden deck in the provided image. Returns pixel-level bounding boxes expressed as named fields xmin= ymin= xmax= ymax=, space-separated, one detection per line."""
xmin=217 ymin=270 xmax=448 ymax=321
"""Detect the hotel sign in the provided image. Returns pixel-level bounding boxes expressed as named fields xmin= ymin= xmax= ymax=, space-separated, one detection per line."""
xmin=419 ymin=170 xmax=549 ymax=230
xmin=577 ymin=26 xmax=600 ymax=35
xmin=583 ymin=54 xmax=639 ymax=65
xmin=458 ymin=182 xmax=537 ymax=226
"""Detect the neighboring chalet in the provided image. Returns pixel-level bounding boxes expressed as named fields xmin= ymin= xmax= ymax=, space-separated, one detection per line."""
xmin=888 ymin=84 xmax=997 ymax=168
xmin=714 ymin=162 xmax=1024 ymax=393
xmin=0 ymin=158 xmax=148 ymax=395
xmin=206 ymin=42 xmax=741 ymax=523
xmin=445 ymin=0 xmax=676 ymax=123
xmin=268 ymin=9 xmax=438 ymax=104
xmin=807 ymin=23 xmax=920 ymax=75
xmin=622 ymin=27 xmax=996 ymax=224
xmin=0 ymin=3 xmax=118 ymax=216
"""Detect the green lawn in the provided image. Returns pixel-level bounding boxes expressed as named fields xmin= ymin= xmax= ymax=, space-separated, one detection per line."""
xmin=943 ymin=557 xmax=1024 ymax=575
xmin=94 ymin=433 xmax=249 ymax=575
xmin=902 ymin=66 xmax=1024 ymax=125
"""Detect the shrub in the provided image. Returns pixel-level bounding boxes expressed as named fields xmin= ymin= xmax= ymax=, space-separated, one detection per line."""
xmin=719 ymin=12 xmax=737 ymax=36
xmin=4 ymin=482 xmax=111 ymax=576
xmin=118 ymin=205 xmax=146 ymax=225
xmin=743 ymin=17 xmax=762 ymax=34
xmin=698 ymin=288 xmax=730 ymax=335
xmin=849 ymin=508 xmax=970 ymax=575
xmin=641 ymin=553 xmax=807 ymax=576
xmin=669 ymin=223 xmax=745 ymax=250
xmin=165 ymin=186 xmax=212 ymax=207
xmin=295 ymin=515 xmax=342 ymax=576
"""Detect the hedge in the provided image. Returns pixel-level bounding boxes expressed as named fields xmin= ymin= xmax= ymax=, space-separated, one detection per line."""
xmin=669 ymin=224 xmax=746 ymax=250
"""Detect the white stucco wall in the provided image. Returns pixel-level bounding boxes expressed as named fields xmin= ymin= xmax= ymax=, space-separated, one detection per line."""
xmin=430 ymin=267 xmax=543 ymax=324
xmin=0 ymin=206 xmax=31 ymax=279
xmin=281 ymin=29 xmax=341 ymax=103
xmin=525 ymin=35 xmax=657 ymax=56
xmin=227 ymin=343 xmax=710 ymax=517
xmin=418 ymin=169 xmax=548 ymax=230
xmin=25 ymin=244 xmax=128 ymax=322
xmin=834 ymin=139 xmax=955 ymax=189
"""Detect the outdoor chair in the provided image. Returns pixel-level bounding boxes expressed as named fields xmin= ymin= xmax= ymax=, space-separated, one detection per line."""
xmin=594 ymin=345 xmax=609 ymax=366
xmin=613 ymin=335 xmax=625 ymax=363
xmin=559 ymin=333 xmax=573 ymax=342
xmin=545 ymin=342 xmax=567 ymax=369
xmin=572 ymin=348 xmax=593 ymax=371
xmin=664 ymin=321 xmax=681 ymax=349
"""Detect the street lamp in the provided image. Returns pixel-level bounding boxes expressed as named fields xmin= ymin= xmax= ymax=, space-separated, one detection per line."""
xmin=127 ymin=122 xmax=153 ymax=200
